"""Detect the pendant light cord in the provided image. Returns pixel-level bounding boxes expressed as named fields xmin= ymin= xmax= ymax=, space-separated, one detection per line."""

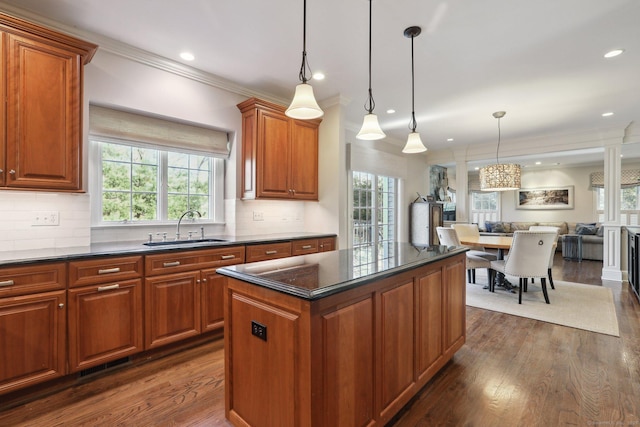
xmin=298 ymin=0 xmax=312 ymax=84
xmin=364 ymin=0 xmax=375 ymax=113
xmin=409 ymin=33 xmax=417 ymax=132
xmin=495 ymin=117 xmax=501 ymax=163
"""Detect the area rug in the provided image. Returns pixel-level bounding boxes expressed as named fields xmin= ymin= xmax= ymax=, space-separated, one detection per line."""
xmin=466 ymin=275 xmax=620 ymax=337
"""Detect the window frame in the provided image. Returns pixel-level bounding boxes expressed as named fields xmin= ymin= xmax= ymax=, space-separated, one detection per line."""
xmin=89 ymin=136 xmax=225 ymax=227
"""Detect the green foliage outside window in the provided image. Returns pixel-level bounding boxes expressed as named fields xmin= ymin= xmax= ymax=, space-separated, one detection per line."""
xmin=100 ymin=142 xmax=211 ymax=222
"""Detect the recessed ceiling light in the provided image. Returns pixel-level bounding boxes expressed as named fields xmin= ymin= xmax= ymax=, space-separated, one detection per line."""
xmin=386 ymin=109 xmax=396 ymax=114
xmin=535 ymin=161 xmax=541 ymax=165
xmin=447 ymin=138 xmax=454 ymax=142
xmin=313 ymin=72 xmax=325 ymax=80
xmin=604 ymin=49 xmax=624 ymax=58
xmin=602 ymin=112 xmax=614 ymax=117
xmin=474 ymin=167 xmax=479 ymax=170
xmin=180 ymin=52 xmax=195 ymax=61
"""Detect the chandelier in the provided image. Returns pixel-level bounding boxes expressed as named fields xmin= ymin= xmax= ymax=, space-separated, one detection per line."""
xmin=479 ymin=111 xmax=521 ymax=191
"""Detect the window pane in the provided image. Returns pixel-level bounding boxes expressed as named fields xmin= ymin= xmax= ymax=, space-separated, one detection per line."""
xmin=189 ymin=170 xmax=210 ymax=194
xmin=190 ymin=155 xmax=210 ymax=170
xmin=103 ymin=192 xmax=130 ymax=221
xmin=168 ymin=167 xmax=189 ymax=193
xmin=189 ymin=196 xmax=209 ymax=216
xmin=132 ymin=147 xmax=157 ymax=164
xmin=132 ymin=193 xmax=157 ymax=220
xmin=168 ymin=152 xmax=189 ymax=168
xmin=132 ymin=164 xmax=157 ymax=192
xmin=102 ymin=143 xmax=130 ymax=162
xmin=168 ymin=195 xmax=189 ymax=219
xmin=103 ymin=162 xmax=131 ymax=191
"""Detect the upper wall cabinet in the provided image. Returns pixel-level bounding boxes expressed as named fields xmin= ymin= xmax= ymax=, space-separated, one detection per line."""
xmin=0 ymin=13 xmax=97 ymax=191
xmin=237 ymin=98 xmax=322 ymax=201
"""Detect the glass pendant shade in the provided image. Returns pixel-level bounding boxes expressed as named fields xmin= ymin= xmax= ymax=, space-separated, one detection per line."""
xmin=479 ymin=163 xmax=521 ymax=191
xmin=356 ymin=113 xmax=386 ymax=140
xmin=286 ymin=83 xmax=324 ymax=119
xmin=402 ymin=132 xmax=427 ymax=153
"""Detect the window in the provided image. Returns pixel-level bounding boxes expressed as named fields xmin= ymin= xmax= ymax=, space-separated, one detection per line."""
xmin=94 ymin=140 xmax=224 ymax=224
xmin=352 ymin=171 xmax=397 ymax=275
xmin=470 ymin=191 xmax=499 ymax=227
xmin=596 ymin=186 xmax=640 ymax=211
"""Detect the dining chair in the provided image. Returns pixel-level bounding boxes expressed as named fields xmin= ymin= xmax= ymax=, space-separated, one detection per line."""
xmin=529 ymin=225 xmax=560 ymax=289
xmin=489 ymin=231 xmax=557 ymax=304
xmin=451 ymin=223 xmax=487 ymax=252
xmin=437 ymin=226 xmax=496 ymax=285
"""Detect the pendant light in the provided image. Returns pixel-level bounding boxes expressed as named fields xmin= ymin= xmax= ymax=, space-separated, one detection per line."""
xmin=285 ymin=0 xmax=324 ymax=120
xmin=402 ymin=26 xmax=427 ymax=154
xmin=479 ymin=111 xmax=521 ymax=191
xmin=356 ymin=0 xmax=385 ymax=140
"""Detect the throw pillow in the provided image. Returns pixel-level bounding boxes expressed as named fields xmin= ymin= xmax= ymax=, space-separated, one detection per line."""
xmin=484 ymin=221 xmax=495 ymax=232
xmin=597 ymin=225 xmax=604 ymax=237
xmin=492 ymin=222 xmax=508 ymax=233
xmin=575 ymin=222 xmax=597 ymax=235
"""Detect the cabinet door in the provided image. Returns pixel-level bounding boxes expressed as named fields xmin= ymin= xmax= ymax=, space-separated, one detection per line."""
xmin=0 ymin=290 xmax=66 ymax=394
xmin=443 ymin=257 xmax=466 ymax=353
xmin=67 ymin=279 xmax=144 ymax=372
xmin=257 ymin=109 xmax=291 ymax=198
xmin=201 ymin=268 xmax=225 ymax=333
xmin=318 ymin=237 xmax=336 ymax=252
xmin=5 ymin=33 xmax=81 ymax=190
xmin=0 ymin=33 xmax=4 ymax=187
xmin=290 ymin=120 xmax=319 ymax=200
xmin=416 ymin=269 xmax=443 ymax=381
xmin=145 ymin=271 xmax=201 ymax=349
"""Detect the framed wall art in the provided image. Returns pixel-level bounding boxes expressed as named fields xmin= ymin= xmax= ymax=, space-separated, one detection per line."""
xmin=516 ymin=186 xmax=574 ymax=210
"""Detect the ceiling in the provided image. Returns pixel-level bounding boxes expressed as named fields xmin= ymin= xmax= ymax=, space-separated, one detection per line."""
xmin=2 ymin=0 xmax=639 ymax=163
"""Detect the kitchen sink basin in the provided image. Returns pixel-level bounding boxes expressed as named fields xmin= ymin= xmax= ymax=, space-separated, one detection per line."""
xmin=144 ymin=238 xmax=228 ymax=247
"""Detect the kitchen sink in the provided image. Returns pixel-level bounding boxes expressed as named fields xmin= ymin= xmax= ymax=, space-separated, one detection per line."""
xmin=144 ymin=238 xmax=228 ymax=247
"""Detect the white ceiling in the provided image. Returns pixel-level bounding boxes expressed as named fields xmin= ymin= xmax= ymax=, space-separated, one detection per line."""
xmin=2 ymin=0 xmax=639 ymax=165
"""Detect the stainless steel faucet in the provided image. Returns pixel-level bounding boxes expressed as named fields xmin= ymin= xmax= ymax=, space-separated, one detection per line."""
xmin=176 ymin=209 xmax=202 ymax=240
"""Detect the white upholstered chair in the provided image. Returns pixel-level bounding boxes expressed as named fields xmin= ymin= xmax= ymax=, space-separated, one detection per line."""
xmin=451 ymin=223 xmax=486 ymax=252
xmin=437 ymin=226 xmax=496 ymax=285
xmin=489 ymin=231 xmax=557 ymax=304
xmin=529 ymin=225 xmax=560 ymax=289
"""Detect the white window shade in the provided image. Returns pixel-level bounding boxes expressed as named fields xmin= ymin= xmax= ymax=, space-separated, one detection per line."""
xmin=348 ymin=143 xmax=407 ymax=179
xmin=89 ymin=105 xmax=229 ymax=157
xmin=590 ymin=170 xmax=640 ymax=189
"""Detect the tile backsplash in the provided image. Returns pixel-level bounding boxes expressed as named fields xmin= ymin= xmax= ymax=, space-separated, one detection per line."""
xmin=0 ymin=191 xmax=91 ymax=252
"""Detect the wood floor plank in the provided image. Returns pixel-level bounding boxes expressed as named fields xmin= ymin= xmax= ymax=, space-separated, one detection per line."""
xmin=0 ymin=255 xmax=639 ymax=426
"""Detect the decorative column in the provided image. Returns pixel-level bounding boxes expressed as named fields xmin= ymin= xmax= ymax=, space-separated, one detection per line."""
xmin=454 ymin=154 xmax=469 ymax=223
xmin=602 ymin=143 xmax=623 ymax=283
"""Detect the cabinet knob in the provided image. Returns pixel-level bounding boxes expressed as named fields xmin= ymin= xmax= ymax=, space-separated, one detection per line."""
xmin=202 ymin=278 xmax=207 ymax=283
xmin=58 ymin=303 xmax=65 ymax=309
xmin=9 ymin=169 xmax=16 ymax=175
xmin=0 ymin=169 xmax=3 ymax=173
xmin=197 ymin=279 xmax=201 ymax=284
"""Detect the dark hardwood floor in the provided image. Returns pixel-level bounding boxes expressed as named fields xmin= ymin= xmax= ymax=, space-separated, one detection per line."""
xmin=1 ymin=254 xmax=639 ymax=426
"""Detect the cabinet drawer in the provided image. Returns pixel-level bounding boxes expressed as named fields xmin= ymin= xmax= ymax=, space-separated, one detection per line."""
xmin=68 ymin=256 xmax=143 ymax=287
xmin=246 ymin=242 xmax=292 ymax=263
xmin=145 ymin=246 xmax=245 ymax=276
xmin=0 ymin=262 xmax=66 ymax=298
xmin=319 ymin=237 xmax=336 ymax=252
xmin=292 ymin=239 xmax=319 ymax=256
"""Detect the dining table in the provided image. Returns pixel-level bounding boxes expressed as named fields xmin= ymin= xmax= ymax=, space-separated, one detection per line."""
xmin=458 ymin=235 xmax=515 ymax=291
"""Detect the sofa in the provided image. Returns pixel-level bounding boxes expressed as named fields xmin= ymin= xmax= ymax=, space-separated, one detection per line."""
xmin=480 ymin=221 xmax=603 ymax=261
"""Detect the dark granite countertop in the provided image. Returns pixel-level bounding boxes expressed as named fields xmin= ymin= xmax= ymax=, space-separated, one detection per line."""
xmin=0 ymin=232 xmax=336 ymax=267
xmin=217 ymin=242 xmax=468 ymax=300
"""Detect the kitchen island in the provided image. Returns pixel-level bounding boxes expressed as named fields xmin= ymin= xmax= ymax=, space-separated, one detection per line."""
xmin=218 ymin=243 xmax=467 ymax=427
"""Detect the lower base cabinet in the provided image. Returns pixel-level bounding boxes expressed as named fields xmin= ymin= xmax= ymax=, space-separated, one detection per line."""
xmin=225 ymin=253 xmax=466 ymax=427
xmin=0 ymin=290 xmax=67 ymax=394
xmin=67 ymin=279 xmax=144 ymax=372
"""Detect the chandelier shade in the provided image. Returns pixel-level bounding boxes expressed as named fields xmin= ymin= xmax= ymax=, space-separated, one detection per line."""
xmin=402 ymin=132 xmax=426 ymax=154
xmin=479 ymin=163 xmax=521 ymax=191
xmin=479 ymin=111 xmax=520 ymax=191
xmin=286 ymin=0 xmax=324 ymax=120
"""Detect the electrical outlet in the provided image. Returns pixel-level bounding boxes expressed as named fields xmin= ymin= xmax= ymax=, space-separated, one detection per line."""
xmin=251 ymin=320 xmax=267 ymax=341
xmin=32 ymin=211 xmax=60 ymax=226
xmin=253 ymin=211 xmax=264 ymax=221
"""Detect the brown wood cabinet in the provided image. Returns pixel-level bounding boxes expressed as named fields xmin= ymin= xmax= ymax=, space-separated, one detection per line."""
xmin=0 ymin=13 xmax=97 ymax=191
xmin=318 ymin=236 xmax=336 ymax=252
xmin=237 ymin=98 xmax=321 ymax=201
xmin=144 ymin=247 xmax=245 ymax=348
xmin=224 ymin=252 xmax=466 ymax=427
xmin=0 ymin=262 xmax=67 ymax=394
xmin=67 ymin=256 xmax=144 ymax=372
